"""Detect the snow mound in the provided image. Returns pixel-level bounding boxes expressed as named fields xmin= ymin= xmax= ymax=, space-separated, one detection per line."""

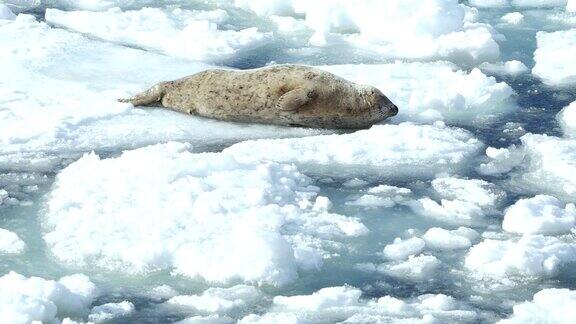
xmin=166 ymin=285 xmax=262 ymax=315
xmin=383 ymin=237 xmax=426 ymax=261
xmin=422 ymin=227 xmax=479 ymax=250
xmin=240 ymin=286 xmax=476 ymax=323
xmin=0 ymin=228 xmax=26 ymax=254
xmin=88 ymin=301 xmax=135 ymax=322
xmin=533 ymin=28 xmax=576 ymax=86
xmin=224 ymin=123 xmax=484 ymax=179
xmin=558 ymin=100 xmax=576 ymax=138
xmin=410 ymin=177 xmax=505 ymax=225
xmin=44 ymin=142 xmax=367 ymax=286
xmin=236 ymin=0 xmax=500 ymax=64
xmin=0 ymin=271 xmax=97 ymax=324
xmin=501 ymin=12 xmax=524 ymax=24
xmin=45 ymin=7 xmax=271 ymax=62
xmin=480 ymin=60 xmax=529 ymax=76
xmin=323 ymin=62 xmax=517 ymax=125
xmin=498 ymin=288 xmax=576 ymax=324
xmin=465 ymin=235 xmax=576 ymax=280
xmin=503 ymin=195 xmax=576 ymax=235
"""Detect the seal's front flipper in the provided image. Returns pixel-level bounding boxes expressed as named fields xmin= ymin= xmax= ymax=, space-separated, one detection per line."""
xmin=118 ymin=82 xmax=166 ymax=107
xmin=276 ymin=87 xmax=317 ymax=111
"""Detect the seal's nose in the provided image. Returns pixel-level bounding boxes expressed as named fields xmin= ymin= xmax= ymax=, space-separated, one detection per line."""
xmin=390 ymin=104 xmax=398 ymax=116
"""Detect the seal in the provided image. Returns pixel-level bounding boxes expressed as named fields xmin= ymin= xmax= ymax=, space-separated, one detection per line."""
xmin=119 ymin=64 xmax=398 ymax=129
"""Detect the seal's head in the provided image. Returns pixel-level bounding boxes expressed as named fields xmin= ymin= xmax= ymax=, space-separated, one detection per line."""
xmin=363 ymin=86 xmax=399 ymax=119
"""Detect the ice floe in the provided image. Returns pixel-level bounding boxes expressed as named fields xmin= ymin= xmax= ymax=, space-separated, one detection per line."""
xmin=45 ymin=7 xmax=272 ymax=62
xmin=410 ymin=177 xmax=505 ymax=225
xmin=0 ymin=271 xmax=97 ymax=324
xmin=470 ymin=0 xmax=568 ymax=8
xmin=501 ymin=12 xmax=525 ymax=24
xmin=224 ymin=122 xmax=484 ymax=179
xmin=422 ymin=227 xmax=479 ymax=250
xmin=466 ymin=235 xmax=576 ymax=280
xmin=498 ymin=288 xmax=576 ymax=323
xmin=533 ymin=28 xmax=576 ymax=86
xmin=239 ymin=286 xmax=477 ymax=323
xmin=502 ymin=195 xmax=576 ymax=235
xmin=383 ymin=237 xmax=426 ymax=261
xmin=165 ymin=285 xmax=261 ymax=316
xmin=558 ymin=100 xmax=576 ymax=137
xmin=0 ymin=228 xmax=26 ymax=254
xmin=88 ymin=301 xmax=135 ymax=322
xmin=479 ymin=60 xmax=529 ymax=76
xmin=235 ymin=0 xmax=500 ymax=64
xmin=43 ymin=142 xmax=367 ymax=286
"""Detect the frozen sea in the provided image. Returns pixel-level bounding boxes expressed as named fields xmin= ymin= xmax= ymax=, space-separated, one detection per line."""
xmin=1 ymin=0 xmax=576 ymax=323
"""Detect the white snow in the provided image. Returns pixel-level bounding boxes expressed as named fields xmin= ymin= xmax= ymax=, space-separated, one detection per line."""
xmin=501 ymin=12 xmax=525 ymax=24
xmin=533 ymin=28 xmax=576 ymax=86
xmin=465 ymin=235 xmax=576 ymax=279
xmin=0 ymin=228 xmax=26 ymax=254
xmin=88 ymin=301 xmax=135 ymax=322
xmin=240 ymin=285 xmax=475 ymax=323
xmin=477 ymin=145 xmax=526 ymax=175
xmin=422 ymin=227 xmax=479 ymax=250
xmin=347 ymin=185 xmax=412 ymax=208
xmin=235 ymin=0 xmax=500 ymax=64
xmin=480 ymin=60 xmax=529 ymax=76
xmin=44 ymin=142 xmax=367 ymax=286
xmin=569 ymin=0 xmax=576 ymax=11
xmin=0 ymin=272 xmax=97 ymax=324
xmin=410 ymin=177 xmax=505 ymax=225
xmin=381 ymin=255 xmax=442 ymax=281
xmin=383 ymin=237 xmax=426 ymax=261
xmin=558 ymin=100 xmax=576 ymax=138
xmin=45 ymin=7 xmax=271 ymax=62
xmin=166 ymin=285 xmax=261 ymax=315
xmin=498 ymin=288 xmax=576 ymax=324
xmin=323 ymin=63 xmax=517 ymax=125
xmin=503 ymin=195 xmax=576 ymax=235
xmin=224 ymin=123 xmax=484 ymax=179
xmin=470 ymin=0 xmax=568 ymax=7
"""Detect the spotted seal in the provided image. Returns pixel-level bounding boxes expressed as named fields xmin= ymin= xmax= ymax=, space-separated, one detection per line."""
xmin=119 ymin=64 xmax=398 ymax=129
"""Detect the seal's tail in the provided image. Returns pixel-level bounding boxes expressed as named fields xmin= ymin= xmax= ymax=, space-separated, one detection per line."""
xmin=118 ymin=82 xmax=166 ymax=107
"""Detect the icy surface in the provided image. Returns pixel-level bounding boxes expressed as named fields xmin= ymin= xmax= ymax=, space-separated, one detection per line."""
xmin=0 ymin=228 xmax=26 ymax=254
xmin=558 ymin=100 xmax=576 ymax=137
xmin=43 ymin=142 xmax=367 ymax=286
xmin=533 ymin=28 xmax=576 ymax=86
xmin=502 ymin=195 xmax=576 ymax=234
xmin=88 ymin=301 xmax=135 ymax=322
xmin=498 ymin=288 xmax=576 ymax=324
xmin=0 ymin=272 xmax=97 ymax=324
xmin=480 ymin=60 xmax=529 ymax=76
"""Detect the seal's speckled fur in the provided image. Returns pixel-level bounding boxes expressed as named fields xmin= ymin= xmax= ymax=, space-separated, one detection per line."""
xmin=119 ymin=65 xmax=398 ymax=129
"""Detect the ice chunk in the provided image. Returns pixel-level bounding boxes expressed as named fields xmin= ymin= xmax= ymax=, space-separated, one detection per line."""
xmin=0 ymin=4 xmax=16 ymax=20
xmin=88 ymin=301 xmax=134 ymax=322
xmin=502 ymin=195 xmax=576 ymax=235
xmin=383 ymin=237 xmax=426 ymax=261
xmin=380 ymin=255 xmax=441 ymax=281
xmin=44 ymin=142 xmax=366 ymax=286
xmin=513 ymin=134 xmax=576 ymax=199
xmin=477 ymin=145 xmax=526 ymax=175
xmin=422 ymin=227 xmax=479 ymax=250
xmin=558 ymin=100 xmax=576 ymax=137
xmin=224 ymin=123 xmax=484 ymax=179
xmin=480 ymin=60 xmax=529 ymax=76
xmin=533 ymin=28 xmax=576 ymax=86
xmin=0 ymin=271 xmax=97 ymax=324
xmin=45 ymin=7 xmax=271 ymax=62
xmin=465 ymin=235 xmax=576 ymax=279
xmin=323 ymin=63 xmax=517 ymax=125
xmin=166 ymin=285 xmax=261 ymax=315
xmin=498 ymin=288 xmax=576 ymax=323
xmin=347 ymin=185 xmax=412 ymax=208
xmin=410 ymin=177 xmax=505 ymax=225
xmin=236 ymin=0 xmax=500 ymax=64
xmin=273 ymin=286 xmax=361 ymax=311
xmin=501 ymin=12 xmax=525 ymax=24
xmin=0 ymin=228 xmax=26 ymax=254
